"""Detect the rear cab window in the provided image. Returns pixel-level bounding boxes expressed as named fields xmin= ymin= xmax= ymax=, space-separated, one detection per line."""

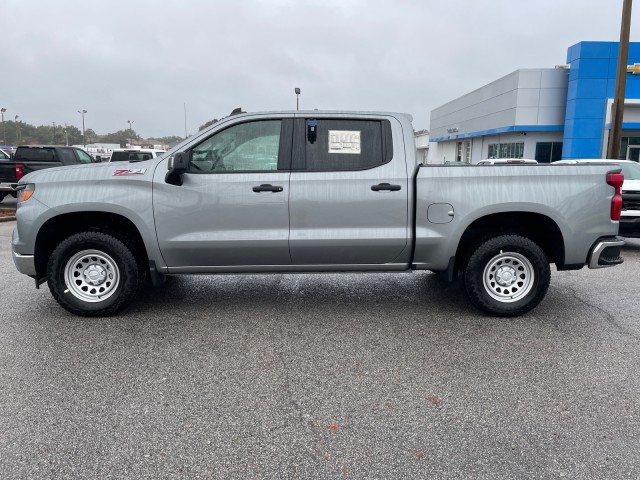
xmin=111 ymin=151 xmax=155 ymax=162
xmin=15 ymin=147 xmax=58 ymax=162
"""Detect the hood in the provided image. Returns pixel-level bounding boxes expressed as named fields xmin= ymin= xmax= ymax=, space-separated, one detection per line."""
xmin=20 ymin=158 xmax=159 ymax=185
xmin=622 ymin=178 xmax=640 ymax=193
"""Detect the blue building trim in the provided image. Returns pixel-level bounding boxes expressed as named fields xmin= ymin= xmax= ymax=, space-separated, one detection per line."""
xmin=604 ymin=122 xmax=640 ymax=130
xmin=431 ymin=125 xmax=563 ymax=143
xmin=563 ymin=41 xmax=640 ymax=159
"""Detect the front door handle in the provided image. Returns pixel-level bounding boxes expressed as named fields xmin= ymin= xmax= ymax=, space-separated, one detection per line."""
xmin=371 ymin=183 xmax=401 ymax=192
xmin=253 ymin=184 xmax=283 ymax=193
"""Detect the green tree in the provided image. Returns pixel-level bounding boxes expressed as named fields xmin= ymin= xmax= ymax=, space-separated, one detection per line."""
xmin=198 ymin=119 xmax=218 ymax=131
xmin=153 ymin=135 xmax=184 ymax=146
xmin=100 ymin=130 xmax=132 ymax=147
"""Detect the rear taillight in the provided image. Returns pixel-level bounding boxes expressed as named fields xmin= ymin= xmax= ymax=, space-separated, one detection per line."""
xmin=15 ymin=164 xmax=24 ymax=180
xmin=607 ymin=172 xmax=624 ymax=221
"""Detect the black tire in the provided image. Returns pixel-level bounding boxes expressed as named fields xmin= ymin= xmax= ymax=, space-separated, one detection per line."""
xmin=464 ymin=234 xmax=550 ymax=317
xmin=47 ymin=232 xmax=140 ymax=317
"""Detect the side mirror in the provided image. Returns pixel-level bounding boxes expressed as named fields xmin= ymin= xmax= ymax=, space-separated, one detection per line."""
xmin=95 ymin=156 xmax=103 ymax=163
xmin=165 ymin=151 xmax=189 ymax=186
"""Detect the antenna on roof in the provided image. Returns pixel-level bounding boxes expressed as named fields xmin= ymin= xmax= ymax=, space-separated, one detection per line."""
xmin=230 ymin=107 xmax=244 ymax=115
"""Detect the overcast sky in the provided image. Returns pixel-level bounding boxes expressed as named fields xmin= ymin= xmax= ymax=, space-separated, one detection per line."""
xmin=3 ymin=0 xmax=640 ymax=138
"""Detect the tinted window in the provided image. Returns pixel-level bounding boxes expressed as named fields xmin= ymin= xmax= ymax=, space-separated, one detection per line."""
xmin=0 ymin=150 xmax=9 ymax=160
xmin=15 ymin=147 xmax=57 ymax=162
xmin=59 ymin=149 xmax=76 ymax=164
xmin=535 ymin=142 xmax=563 ymax=163
xmin=296 ymin=119 xmax=392 ymax=171
xmin=189 ymin=120 xmax=281 ymax=173
xmin=111 ymin=151 xmax=154 ymax=162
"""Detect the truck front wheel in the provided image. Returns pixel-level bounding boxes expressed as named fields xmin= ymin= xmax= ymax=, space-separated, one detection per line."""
xmin=47 ymin=232 xmax=140 ymax=316
xmin=464 ymin=235 xmax=550 ymax=317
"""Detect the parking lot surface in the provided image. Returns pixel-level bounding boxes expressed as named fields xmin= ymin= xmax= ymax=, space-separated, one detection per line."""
xmin=1 ymin=220 xmax=639 ymax=479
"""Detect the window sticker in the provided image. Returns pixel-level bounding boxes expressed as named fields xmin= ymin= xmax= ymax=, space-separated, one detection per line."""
xmin=328 ymin=130 xmax=361 ymax=154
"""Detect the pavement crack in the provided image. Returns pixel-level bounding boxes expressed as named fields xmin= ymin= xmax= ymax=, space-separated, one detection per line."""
xmin=551 ymin=283 xmax=640 ymax=341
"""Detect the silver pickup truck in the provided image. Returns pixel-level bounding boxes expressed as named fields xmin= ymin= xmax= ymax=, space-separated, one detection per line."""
xmin=11 ymin=110 xmax=625 ymax=317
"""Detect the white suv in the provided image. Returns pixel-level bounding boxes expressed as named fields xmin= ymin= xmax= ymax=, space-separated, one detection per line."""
xmin=109 ymin=148 xmax=166 ymax=162
xmin=554 ymin=159 xmax=640 ymax=238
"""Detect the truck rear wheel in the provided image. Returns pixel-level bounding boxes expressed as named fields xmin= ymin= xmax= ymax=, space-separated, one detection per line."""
xmin=47 ymin=232 xmax=140 ymax=316
xmin=464 ymin=234 xmax=550 ymax=317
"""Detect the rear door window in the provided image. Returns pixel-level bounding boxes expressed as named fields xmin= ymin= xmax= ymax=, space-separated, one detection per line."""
xmin=293 ymin=119 xmax=393 ymax=171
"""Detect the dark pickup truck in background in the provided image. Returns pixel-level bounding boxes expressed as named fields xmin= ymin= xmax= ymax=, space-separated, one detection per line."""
xmin=0 ymin=145 xmax=99 ymax=202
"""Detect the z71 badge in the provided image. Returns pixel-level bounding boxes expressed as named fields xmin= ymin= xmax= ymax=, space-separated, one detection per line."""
xmin=112 ymin=169 xmax=147 ymax=176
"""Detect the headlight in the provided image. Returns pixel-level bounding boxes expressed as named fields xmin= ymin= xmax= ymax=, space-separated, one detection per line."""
xmin=17 ymin=183 xmax=35 ymax=202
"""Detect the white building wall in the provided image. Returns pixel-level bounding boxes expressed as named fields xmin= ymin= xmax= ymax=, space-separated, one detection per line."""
xmin=428 ymin=68 xmax=569 ymax=163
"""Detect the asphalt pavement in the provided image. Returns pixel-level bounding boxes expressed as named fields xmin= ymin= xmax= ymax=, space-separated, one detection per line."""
xmin=0 ymin=220 xmax=639 ymax=479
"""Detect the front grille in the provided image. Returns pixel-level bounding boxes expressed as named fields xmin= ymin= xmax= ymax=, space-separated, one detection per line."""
xmin=622 ymin=192 xmax=640 ymax=210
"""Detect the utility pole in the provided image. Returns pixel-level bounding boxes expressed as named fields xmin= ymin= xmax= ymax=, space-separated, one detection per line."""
xmin=52 ymin=122 xmax=57 ymax=144
xmin=0 ymin=108 xmax=6 ymax=144
xmin=607 ymin=0 xmax=633 ymax=160
xmin=15 ymin=115 xmax=19 ymax=144
xmin=127 ymin=120 xmax=135 ymax=147
xmin=78 ymin=110 xmax=87 ymax=147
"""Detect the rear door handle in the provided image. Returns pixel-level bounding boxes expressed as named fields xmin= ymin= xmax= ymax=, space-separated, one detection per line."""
xmin=371 ymin=183 xmax=401 ymax=192
xmin=252 ymin=184 xmax=283 ymax=193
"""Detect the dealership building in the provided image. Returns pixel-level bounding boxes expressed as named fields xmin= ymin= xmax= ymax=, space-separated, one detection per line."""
xmin=428 ymin=41 xmax=640 ymax=164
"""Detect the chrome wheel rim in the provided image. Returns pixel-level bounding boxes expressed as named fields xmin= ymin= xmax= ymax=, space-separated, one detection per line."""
xmin=64 ymin=250 xmax=120 ymax=303
xmin=483 ymin=251 xmax=534 ymax=303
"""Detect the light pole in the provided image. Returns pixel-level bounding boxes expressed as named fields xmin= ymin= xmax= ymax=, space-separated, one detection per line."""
xmin=295 ymin=87 xmax=301 ymax=110
xmin=52 ymin=122 xmax=57 ymax=144
xmin=607 ymin=0 xmax=633 ymax=159
xmin=15 ymin=115 xmax=19 ymax=144
xmin=127 ymin=119 xmax=134 ymax=146
xmin=1 ymin=107 xmax=6 ymax=145
xmin=78 ymin=109 xmax=87 ymax=147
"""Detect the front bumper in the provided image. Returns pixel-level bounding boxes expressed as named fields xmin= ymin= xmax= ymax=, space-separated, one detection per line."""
xmin=12 ymin=248 xmax=36 ymax=277
xmin=588 ymin=236 xmax=625 ymax=269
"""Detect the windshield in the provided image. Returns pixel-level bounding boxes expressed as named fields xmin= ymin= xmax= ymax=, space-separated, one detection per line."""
xmin=620 ymin=162 xmax=640 ymax=180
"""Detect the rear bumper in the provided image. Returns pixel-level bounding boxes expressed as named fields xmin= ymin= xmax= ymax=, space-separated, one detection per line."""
xmin=588 ymin=236 xmax=625 ymax=269
xmin=0 ymin=182 xmax=17 ymax=193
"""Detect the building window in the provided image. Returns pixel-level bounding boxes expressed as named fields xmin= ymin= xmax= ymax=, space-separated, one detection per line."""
xmin=534 ymin=142 xmax=563 ymax=163
xmin=456 ymin=140 xmax=472 ymax=162
xmin=620 ymin=137 xmax=640 ymax=160
xmin=488 ymin=142 xmax=524 ymax=159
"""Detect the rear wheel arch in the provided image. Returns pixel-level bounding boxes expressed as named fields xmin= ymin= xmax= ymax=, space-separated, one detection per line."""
xmin=454 ymin=212 xmax=565 ymax=273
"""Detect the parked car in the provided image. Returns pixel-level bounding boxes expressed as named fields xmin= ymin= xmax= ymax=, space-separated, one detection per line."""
xmin=0 ymin=145 xmax=100 ymax=202
xmin=554 ymin=159 xmax=640 ymax=237
xmin=109 ymin=148 xmax=166 ymax=162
